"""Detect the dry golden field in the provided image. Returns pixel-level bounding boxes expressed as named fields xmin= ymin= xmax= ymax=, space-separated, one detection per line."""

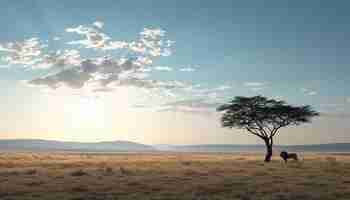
xmin=0 ymin=151 xmax=349 ymax=200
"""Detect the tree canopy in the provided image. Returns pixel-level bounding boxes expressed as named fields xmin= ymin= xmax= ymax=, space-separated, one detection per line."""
xmin=217 ymin=96 xmax=319 ymax=162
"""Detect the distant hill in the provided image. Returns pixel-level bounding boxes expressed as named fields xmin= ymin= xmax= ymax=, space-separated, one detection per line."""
xmin=1 ymin=139 xmax=349 ymax=153
xmin=0 ymin=139 xmax=155 ymax=152
xmin=154 ymin=143 xmax=350 ymax=153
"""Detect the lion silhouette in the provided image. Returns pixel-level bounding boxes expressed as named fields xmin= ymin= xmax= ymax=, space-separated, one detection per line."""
xmin=280 ymin=151 xmax=298 ymax=163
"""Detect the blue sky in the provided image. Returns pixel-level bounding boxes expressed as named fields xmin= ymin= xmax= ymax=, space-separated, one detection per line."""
xmin=0 ymin=1 xmax=349 ymax=144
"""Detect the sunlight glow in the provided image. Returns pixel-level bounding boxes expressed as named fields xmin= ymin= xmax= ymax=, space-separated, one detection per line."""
xmin=77 ymin=98 xmax=104 ymax=124
xmin=64 ymin=97 xmax=106 ymax=128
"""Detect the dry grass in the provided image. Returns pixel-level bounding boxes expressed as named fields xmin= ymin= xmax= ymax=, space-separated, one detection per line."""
xmin=0 ymin=151 xmax=349 ymax=199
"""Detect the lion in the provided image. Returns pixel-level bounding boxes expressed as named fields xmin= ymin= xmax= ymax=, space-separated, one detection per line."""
xmin=280 ymin=151 xmax=298 ymax=163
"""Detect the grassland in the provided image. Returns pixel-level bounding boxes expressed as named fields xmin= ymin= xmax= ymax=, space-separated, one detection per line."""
xmin=0 ymin=151 xmax=349 ymax=200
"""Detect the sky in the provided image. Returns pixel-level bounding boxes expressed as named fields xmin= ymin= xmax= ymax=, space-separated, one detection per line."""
xmin=0 ymin=0 xmax=350 ymax=145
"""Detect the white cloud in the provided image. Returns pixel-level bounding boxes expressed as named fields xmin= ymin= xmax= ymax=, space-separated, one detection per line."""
xmin=66 ymin=22 xmax=130 ymax=51
xmin=155 ymin=99 xmax=220 ymax=114
xmin=308 ymin=91 xmax=317 ymax=96
xmin=243 ymin=82 xmax=267 ymax=92
xmin=102 ymin=41 xmax=128 ymax=50
xmin=129 ymin=41 xmax=147 ymax=54
xmin=243 ymin=82 xmax=265 ymax=87
xmin=134 ymin=56 xmax=152 ymax=66
xmin=93 ymin=21 xmax=104 ymax=29
xmin=140 ymin=28 xmax=165 ymax=39
xmin=216 ymin=85 xmax=232 ymax=91
xmin=33 ymin=49 xmax=82 ymax=69
xmin=153 ymin=66 xmax=173 ymax=71
xmin=300 ymin=88 xmax=308 ymax=93
xmin=66 ymin=24 xmax=111 ymax=49
xmin=138 ymin=67 xmax=152 ymax=72
xmin=0 ymin=38 xmax=46 ymax=66
xmin=184 ymin=84 xmax=233 ymax=103
xmin=179 ymin=67 xmax=196 ymax=72
xmin=2 ymin=21 xmax=226 ymax=113
xmin=165 ymin=40 xmax=175 ymax=47
xmin=12 ymin=22 xmax=177 ymax=94
xmin=301 ymin=88 xmax=318 ymax=96
xmin=129 ymin=27 xmax=174 ymax=57
xmin=250 ymin=87 xmax=264 ymax=92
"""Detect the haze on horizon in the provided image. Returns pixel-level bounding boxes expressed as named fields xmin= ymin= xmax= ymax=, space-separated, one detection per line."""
xmin=0 ymin=1 xmax=350 ymax=145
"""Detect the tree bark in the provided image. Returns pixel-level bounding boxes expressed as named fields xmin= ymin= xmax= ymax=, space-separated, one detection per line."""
xmin=264 ymin=139 xmax=273 ymax=162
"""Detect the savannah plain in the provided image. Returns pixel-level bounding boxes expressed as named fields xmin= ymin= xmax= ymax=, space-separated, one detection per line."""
xmin=0 ymin=152 xmax=349 ymax=200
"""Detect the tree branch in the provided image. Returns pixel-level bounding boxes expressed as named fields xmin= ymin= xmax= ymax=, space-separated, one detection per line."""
xmin=246 ymin=127 xmax=266 ymax=140
xmin=271 ymin=126 xmax=283 ymax=137
xmin=256 ymin=121 xmax=269 ymax=138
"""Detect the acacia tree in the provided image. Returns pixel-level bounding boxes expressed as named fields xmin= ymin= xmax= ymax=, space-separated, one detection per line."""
xmin=217 ymin=96 xmax=319 ymax=162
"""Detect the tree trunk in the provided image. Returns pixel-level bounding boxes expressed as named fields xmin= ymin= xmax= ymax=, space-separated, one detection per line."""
xmin=264 ymin=138 xmax=273 ymax=162
xmin=264 ymin=144 xmax=273 ymax=162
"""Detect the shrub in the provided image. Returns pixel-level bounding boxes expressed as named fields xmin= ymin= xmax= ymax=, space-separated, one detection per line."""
xmin=70 ymin=169 xmax=88 ymax=176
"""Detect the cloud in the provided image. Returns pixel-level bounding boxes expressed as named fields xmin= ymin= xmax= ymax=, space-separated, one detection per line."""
xmin=153 ymin=66 xmax=173 ymax=71
xmin=301 ymin=88 xmax=318 ymax=96
xmin=102 ymin=41 xmax=129 ymax=50
xmin=243 ymin=82 xmax=265 ymax=87
xmin=29 ymin=56 xmax=138 ymax=89
xmin=65 ymin=22 xmax=173 ymax=59
xmin=300 ymin=88 xmax=308 ymax=93
xmin=181 ymin=84 xmax=233 ymax=104
xmin=66 ymin=24 xmax=110 ymax=49
xmin=179 ymin=67 xmax=196 ymax=72
xmin=191 ymin=85 xmax=232 ymax=95
xmin=66 ymin=21 xmax=128 ymax=51
xmin=308 ymin=91 xmax=317 ymax=96
xmin=34 ymin=49 xmax=82 ymax=69
xmin=250 ymin=87 xmax=264 ymax=92
xmin=132 ymin=27 xmax=173 ymax=57
xmin=2 ymin=21 xmax=229 ymax=114
xmin=0 ymin=38 xmax=46 ymax=66
xmin=29 ymin=55 xmax=188 ymax=94
xmin=29 ymin=67 xmax=91 ymax=89
xmin=140 ymin=28 xmax=165 ymax=39
xmin=215 ymin=85 xmax=232 ymax=91
xmin=243 ymin=82 xmax=267 ymax=92
xmin=0 ymin=21 xmax=178 ymax=96
xmin=93 ymin=21 xmax=104 ymax=29
xmin=155 ymin=98 xmax=220 ymax=114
